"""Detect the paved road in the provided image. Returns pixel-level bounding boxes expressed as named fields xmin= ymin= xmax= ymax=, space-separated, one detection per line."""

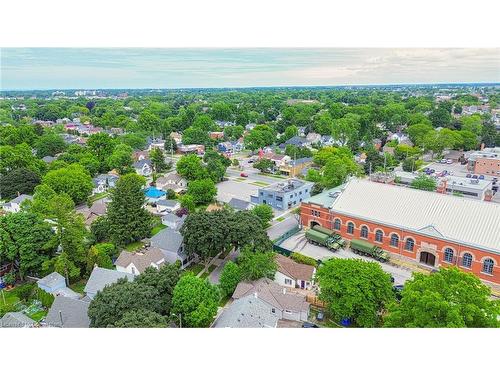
xmin=267 ymin=215 xmax=299 ymax=241
xmin=226 ymin=167 xmax=285 ymax=185
xmin=281 ymin=232 xmax=413 ymax=285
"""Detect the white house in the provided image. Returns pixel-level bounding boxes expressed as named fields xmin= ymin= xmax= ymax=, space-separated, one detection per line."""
xmin=2 ymin=194 xmax=33 ymax=213
xmin=133 ymin=159 xmax=152 ymax=176
xmin=114 ymin=248 xmax=165 ymax=275
xmin=84 ymin=267 xmax=135 ymax=299
xmin=156 ymin=199 xmax=181 ymax=213
xmin=155 ymin=172 xmax=187 ymax=193
xmin=274 ymin=254 xmax=316 ymax=290
xmin=92 ymin=174 xmax=119 ymax=195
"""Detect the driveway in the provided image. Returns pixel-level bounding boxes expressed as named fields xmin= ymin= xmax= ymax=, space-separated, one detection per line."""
xmin=208 ymin=249 xmax=239 ymax=284
xmin=267 ymin=215 xmax=299 ymax=241
xmin=280 ymin=232 xmax=413 ymax=285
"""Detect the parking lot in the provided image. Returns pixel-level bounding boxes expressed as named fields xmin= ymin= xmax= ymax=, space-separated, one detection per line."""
xmin=280 ymin=231 xmax=414 ymax=285
xmin=216 ymin=178 xmax=259 ymax=204
xmin=421 ymin=160 xmax=471 ymax=178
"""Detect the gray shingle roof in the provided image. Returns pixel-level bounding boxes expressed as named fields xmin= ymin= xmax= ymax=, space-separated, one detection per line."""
xmin=84 ymin=267 xmax=135 ymax=296
xmin=213 ymin=295 xmax=278 ymax=328
xmin=9 ymin=194 xmax=33 ymax=204
xmin=0 ymin=312 xmax=36 ymax=328
xmin=156 ymin=199 xmax=179 ymax=208
xmin=161 ymin=213 xmax=185 ymax=223
xmin=114 ymin=248 xmax=165 ymax=273
xmin=150 ymin=228 xmax=183 ymax=253
xmin=37 ymin=271 xmax=65 ymax=289
xmin=45 ymin=296 xmax=90 ymax=328
xmin=228 ymin=198 xmax=253 ymax=211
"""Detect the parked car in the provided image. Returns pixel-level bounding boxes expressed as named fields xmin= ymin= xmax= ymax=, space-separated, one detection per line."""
xmin=479 ymin=175 xmax=485 ymax=180
xmin=247 ymin=160 xmax=254 ymax=163
xmin=472 ymin=175 xmax=478 ymax=179
xmin=466 ymin=173 xmax=472 ymax=178
xmin=440 ymin=159 xmax=447 ymax=164
xmin=240 ymin=172 xmax=248 ymax=177
xmin=302 ymin=322 xmax=319 ymax=328
xmin=446 ymin=159 xmax=453 ymax=164
xmin=423 ymin=167 xmax=430 ymax=173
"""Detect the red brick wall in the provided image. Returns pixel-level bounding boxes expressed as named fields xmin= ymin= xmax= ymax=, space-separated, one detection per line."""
xmin=474 ymin=158 xmax=500 ymax=176
xmin=300 ymin=203 xmax=500 ymax=285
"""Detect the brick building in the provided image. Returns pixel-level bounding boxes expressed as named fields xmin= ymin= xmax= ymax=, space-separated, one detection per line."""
xmin=301 ymin=179 xmax=500 ymax=286
xmin=467 ymin=147 xmax=500 ymax=177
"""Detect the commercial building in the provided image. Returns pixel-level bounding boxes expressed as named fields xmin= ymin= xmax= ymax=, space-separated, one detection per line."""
xmin=467 ymin=147 xmax=500 ymax=177
xmin=301 ymin=179 xmax=500 ymax=285
xmin=251 ymin=179 xmax=314 ymax=210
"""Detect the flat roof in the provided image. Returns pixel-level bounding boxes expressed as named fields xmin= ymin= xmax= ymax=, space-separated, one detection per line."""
xmin=302 ymin=184 xmax=345 ymax=208
xmin=330 ymin=179 xmax=500 ymax=253
xmin=261 ymin=179 xmax=313 ymax=193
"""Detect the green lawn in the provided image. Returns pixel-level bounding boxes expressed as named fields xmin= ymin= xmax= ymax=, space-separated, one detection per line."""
xmin=275 ymin=217 xmax=285 ymax=222
xmin=259 ymin=173 xmax=287 ymax=179
xmin=0 ymin=288 xmax=20 ymax=308
xmin=28 ymin=310 xmax=47 ymax=322
xmin=150 ymin=223 xmax=167 ymax=236
xmin=123 ymin=241 xmax=144 ymax=252
xmin=69 ymin=279 xmax=87 ymax=294
xmin=250 ymin=181 xmax=270 ymax=187
xmin=219 ymin=295 xmax=231 ymax=307
xmin=184 ymin=263 xmax=204 ymax=275
xmin=89 ymin=191 xmax=109 ymax=203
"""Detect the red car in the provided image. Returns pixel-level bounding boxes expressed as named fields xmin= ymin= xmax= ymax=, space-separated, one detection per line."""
xmin=240 ymin=172 xmax=248 ymax=177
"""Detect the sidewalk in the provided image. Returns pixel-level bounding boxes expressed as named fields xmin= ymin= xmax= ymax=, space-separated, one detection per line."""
xmin=208 ymin=249 xmax=239 ymax=284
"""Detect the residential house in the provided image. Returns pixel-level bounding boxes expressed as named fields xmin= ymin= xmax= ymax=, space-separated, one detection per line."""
xmin=133 ymin=159 xmax=152 ymax=176
xmin=84 ymin=267 xmax=135 ymax=299
xmin=77 ymin=198 xmax=108 ymax=226
xmin=41 ymin=155 xmax=56 ymax=163
xmin=227 ymin=198 xmax=254 ymax=211
xmin=155 ymin=172 xmax=187 ymax=193
xmin=45 ymin=296 xmax=90 ymax=328
xmin=2 ymin=194 xmax=33 ymax=213
xmin=251 ymin=179 xmax=314 ymax=210
xmin=261 ymin=153 xmax=292 ymax=171
xmin=215 ymin=120 xmax=235 ymax=128
xmin=161 ymin=213 xmax=187 ymax=230
xmin=297 ymin=127 xmax=307 ymax=137
xmin=155 ymin=199 xmax=181 ymax=213
xmin=37 ymin=271 xmax=82 ymax=299
xmin=306 ymin=132 xmax=321 ymax=144
xmin=232 ymin=278 xmax=310 ymax=322
xmin=284 ymin=136 xmax=310 ymax=148
xmin=388 ymin=132 xmax=413 ymax=146
xmin=148 ymin=140 xmax=165 ymax=151
xmin=133 ymin=150 xmax=149 ymax=161
xmin=212 ymin=294 xmax=279 ymax=328
xmin=320 ymin=135 xmax=335 ymax=146
xmin=278 ymin=157 xmax=313 ymax=178
xmin=92 ymin=174 xmax=119 ymax=194
xmin=0 ymin=312 xmax=36 ymax=328
xmin=114 ymin=247 xmax=165 ymax=275
xmin=170 ymin=132 xmax=182 ymax=145
xmin=209 ymin=131 xmax=224 ymax=140
xmin=274 ymin=254 xmax=316 ymax=290
xmin=245 ymin=123 xmax=256 ymax=131
xmin=149 ymin=228 xmax=193 ymax=268
xmin=177 ymin=144 xmax=205 ymax=155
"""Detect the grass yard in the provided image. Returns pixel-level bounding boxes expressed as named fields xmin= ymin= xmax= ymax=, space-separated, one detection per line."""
xmin=235 ymin=177 xmax=246 ymax=182
xmin=0 ymin=288 xmax=20 ymax=308
xmin=275 ymin=217 xmax=285 ymax=222
xmin=259 ymin=173 xmax=287 ymax=179
xmin=69 ymin=279 xmax=87 ymax=294
xmin=27 ymin=310 xmax=47 ymax=322
xmin=123 ymin=241 xmax=144 ymax=252
xmin=184 ymin=263 xmax=204 ymax=275
xmin=88 ymin=191 xmax=109 ymax=203
xmin=150 ymin=223 xmax=167 ymax=236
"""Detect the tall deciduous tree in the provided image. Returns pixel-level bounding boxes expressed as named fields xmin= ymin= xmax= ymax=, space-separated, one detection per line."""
xmin=107 ymin=143 xmax=134 ymax=175
xmin=410 ymin=174 xmax=437 ymax=191
xmin=35 ymin=132 xmax=67 ymax=158
xmin=171 ymin=273 xmax=220 ymax=327
xmin=42 ymin=164 xmax=93 ymax=204
xmin=0 ymin=167 xmax=41 ymax=200
xmin=384 ymin=268 xmax=500 ymax=328
xmin=315 ymin=258 xmax=395 ymax=327
xmin=186 ymin=178 xmax=217 ymax=206
xmin=176 ymin=154 xmax=208 ymax=181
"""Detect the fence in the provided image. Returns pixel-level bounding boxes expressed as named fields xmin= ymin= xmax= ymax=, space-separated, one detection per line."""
xmin=273 ymin=225 xmax=301 ymax=245
xmin=306 ymin=295 xmax=326 ymax=308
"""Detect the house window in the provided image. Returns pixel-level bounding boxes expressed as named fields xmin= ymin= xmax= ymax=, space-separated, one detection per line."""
xmin=462 ymin=253 xmax=473 ymax=268
xmin=482 ymin=258 xmax=494 ymax=274
xmin=360 ymin=226 xmax=368 ymax=239
xmin=271 ymin=308 xmax=276 ymax=313
xmin=444 ymin=248 xmax=454 ymax=263
xmin=375 ymin=230 xmax=383 ymax=243
xmin=285 ymin=278 xmax=292 ymax=285
xmin=347 ymin=222 xmax=354 ymax=234
xmin=404 ymin=238 xmax=414 ymax=252
xmin=334 ymin=219 xmax=341 ymax=230
xmin=390 ymin=234 xmax=399 ymax=247
xmin=284 ymin=310 xmax=292 ymax=314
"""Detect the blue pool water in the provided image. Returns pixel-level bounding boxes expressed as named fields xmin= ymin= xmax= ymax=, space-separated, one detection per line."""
xmin=144 ymin=186 xmax=166 ymax=199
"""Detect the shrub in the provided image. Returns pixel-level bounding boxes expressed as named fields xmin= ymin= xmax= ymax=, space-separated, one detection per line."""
xmin=291 ymin=252 xmax=317 ymax=267
xmin=3 ymin=271 xmax=16 ymax=286
xmin=36 ymin=287 xmax=55 ymax=308
xmin=16 ymin=283 xmax=35 ymax=302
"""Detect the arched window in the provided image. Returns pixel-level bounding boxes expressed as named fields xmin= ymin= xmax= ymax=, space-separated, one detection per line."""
xmin=482 ymin=258 xmax=494 ymax=274
xmin=404 ymin=238 xmax=414 ymax=251
xmin=360 ymin=226 xmax=368 ymax=239
xmin=390 ymin=234 xmax=399 ymax=247
xmin=334 ymin=218 xmax=341 ymax=231
xmin=375 ymin=230 xmax=383 ymax=243
xmin=347 ymin=222 xmax=354 ymax=234
xmin=444 ymin=248 xmax=454 ymax=263
xmin=462 ymin=253 xmax=473 ymax=268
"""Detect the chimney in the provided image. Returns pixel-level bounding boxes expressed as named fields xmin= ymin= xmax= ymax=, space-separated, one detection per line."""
xmin=436 ymin=179 xmax=447 ymax=194
xmin=484 ymin=190 xmax=493 ymax=202
xmin=59 ymin=311 xmax=63 ymax=327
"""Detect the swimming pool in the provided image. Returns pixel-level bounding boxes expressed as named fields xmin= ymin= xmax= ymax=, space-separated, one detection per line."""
xmin=144 ymin=186 xmax=166 ymax=199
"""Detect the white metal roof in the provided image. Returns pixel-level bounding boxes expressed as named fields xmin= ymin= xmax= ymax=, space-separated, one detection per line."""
xmin=331 ymin=179 xmax=500 ymax=253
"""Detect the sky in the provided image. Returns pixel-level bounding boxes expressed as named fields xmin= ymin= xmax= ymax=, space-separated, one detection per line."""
xmin=1 ymin=48 xmax=499 ymax=90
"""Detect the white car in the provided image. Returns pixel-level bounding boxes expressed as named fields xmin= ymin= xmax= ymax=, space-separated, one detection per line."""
xmin=440 ymin=159 xmax=447 ymax=163
xmin=446 ymin=159 xmax=453 ymax=164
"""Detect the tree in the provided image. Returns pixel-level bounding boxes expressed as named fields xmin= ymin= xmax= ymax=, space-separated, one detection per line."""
xmin=118 ymin=133 xmax=147 ymax=150
xmin=86 ymin=243 xmax=115 ymax=274
xmin=410 ymin=174 xmax=437 ymax=191
xmin=331 ymin=114 xmax=360 ymax=147
xmin=138 ymin=110 xmax=161 ymax=131
xmin=237 ymin=250 xmax=277 ymax=281
xmin=384 ymin=268 xmax=500 ymax=328
xmin=429 ymin=104 xmax=452 ymax=128
xmin=0 ymin=167 xmax=41 ymax=200
xmin=42 ymin=164 xmax=93 ymax=204
xmin=187 ymin=178 xmax=217 ymax=206
xmin=171 ymin=273 xmax=220 ymax=327
xmin=211 ymin=102 xmax=233 ymax=121
xmin=407 ymin=123 xmax=433 ymax=147
xmin=49 ymin=252 xmax=80 ymax=285
xmin=179 ymin=194 xmax=195 ymax=212
xmin=313 ymin=112 xmax=334 ymax=135
xmin=88 ymin=279 xmax=161 ymax=327
xmin=176 ymin=154 xmax=208 ymax=181
xmin=35 ymin=133 xmax=66 ymax=158
xmin=105 ymin=173 xmax=153 ymax=246
xmin=228 ymin=211 xmax=273 ymax=252
xmin=457 ymin=130 xmax=478 ymax=151
xmin=114 ymin=309 xmax=168 ymax=328
xmin=219 ymin=261 xmax=241 ymax=297
xmin=223 ymin=125 xmax=244 ymax=141
xmin=251 ymin=204 xmax=274 ymax=228
xmin=182 ymin=126 xmax=211 ymax=146
xmin=164 ymin=136 xmax=178 ymax=154
xmin=315 ymin=258 xmax=394 ymax=327
xmin=244 ymin=125 xmax=277 ymax=151
xmin=0 ymin=143 xmax=46 ymax=176
xmin=460 ymin=114 xmax=483 ymax=135
xmin=322 ymin=156 xmax=358 ymax=188
xmin=149 ymin=147 xmax=167 ymax=173
xmin=402 ymin=157 xmax=419 ymax=172
xmin=107 ymin=143 xmax=134 ymax=175
xmin=0 ymin=212 xmax=57 ymax=279
xmin=253 ymin=158 xmax=274 ymax=173
xmin=87 ymin=133 xmax=116 ymax=172
xmin=282 ymin=125 xmax=298 ymax=142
